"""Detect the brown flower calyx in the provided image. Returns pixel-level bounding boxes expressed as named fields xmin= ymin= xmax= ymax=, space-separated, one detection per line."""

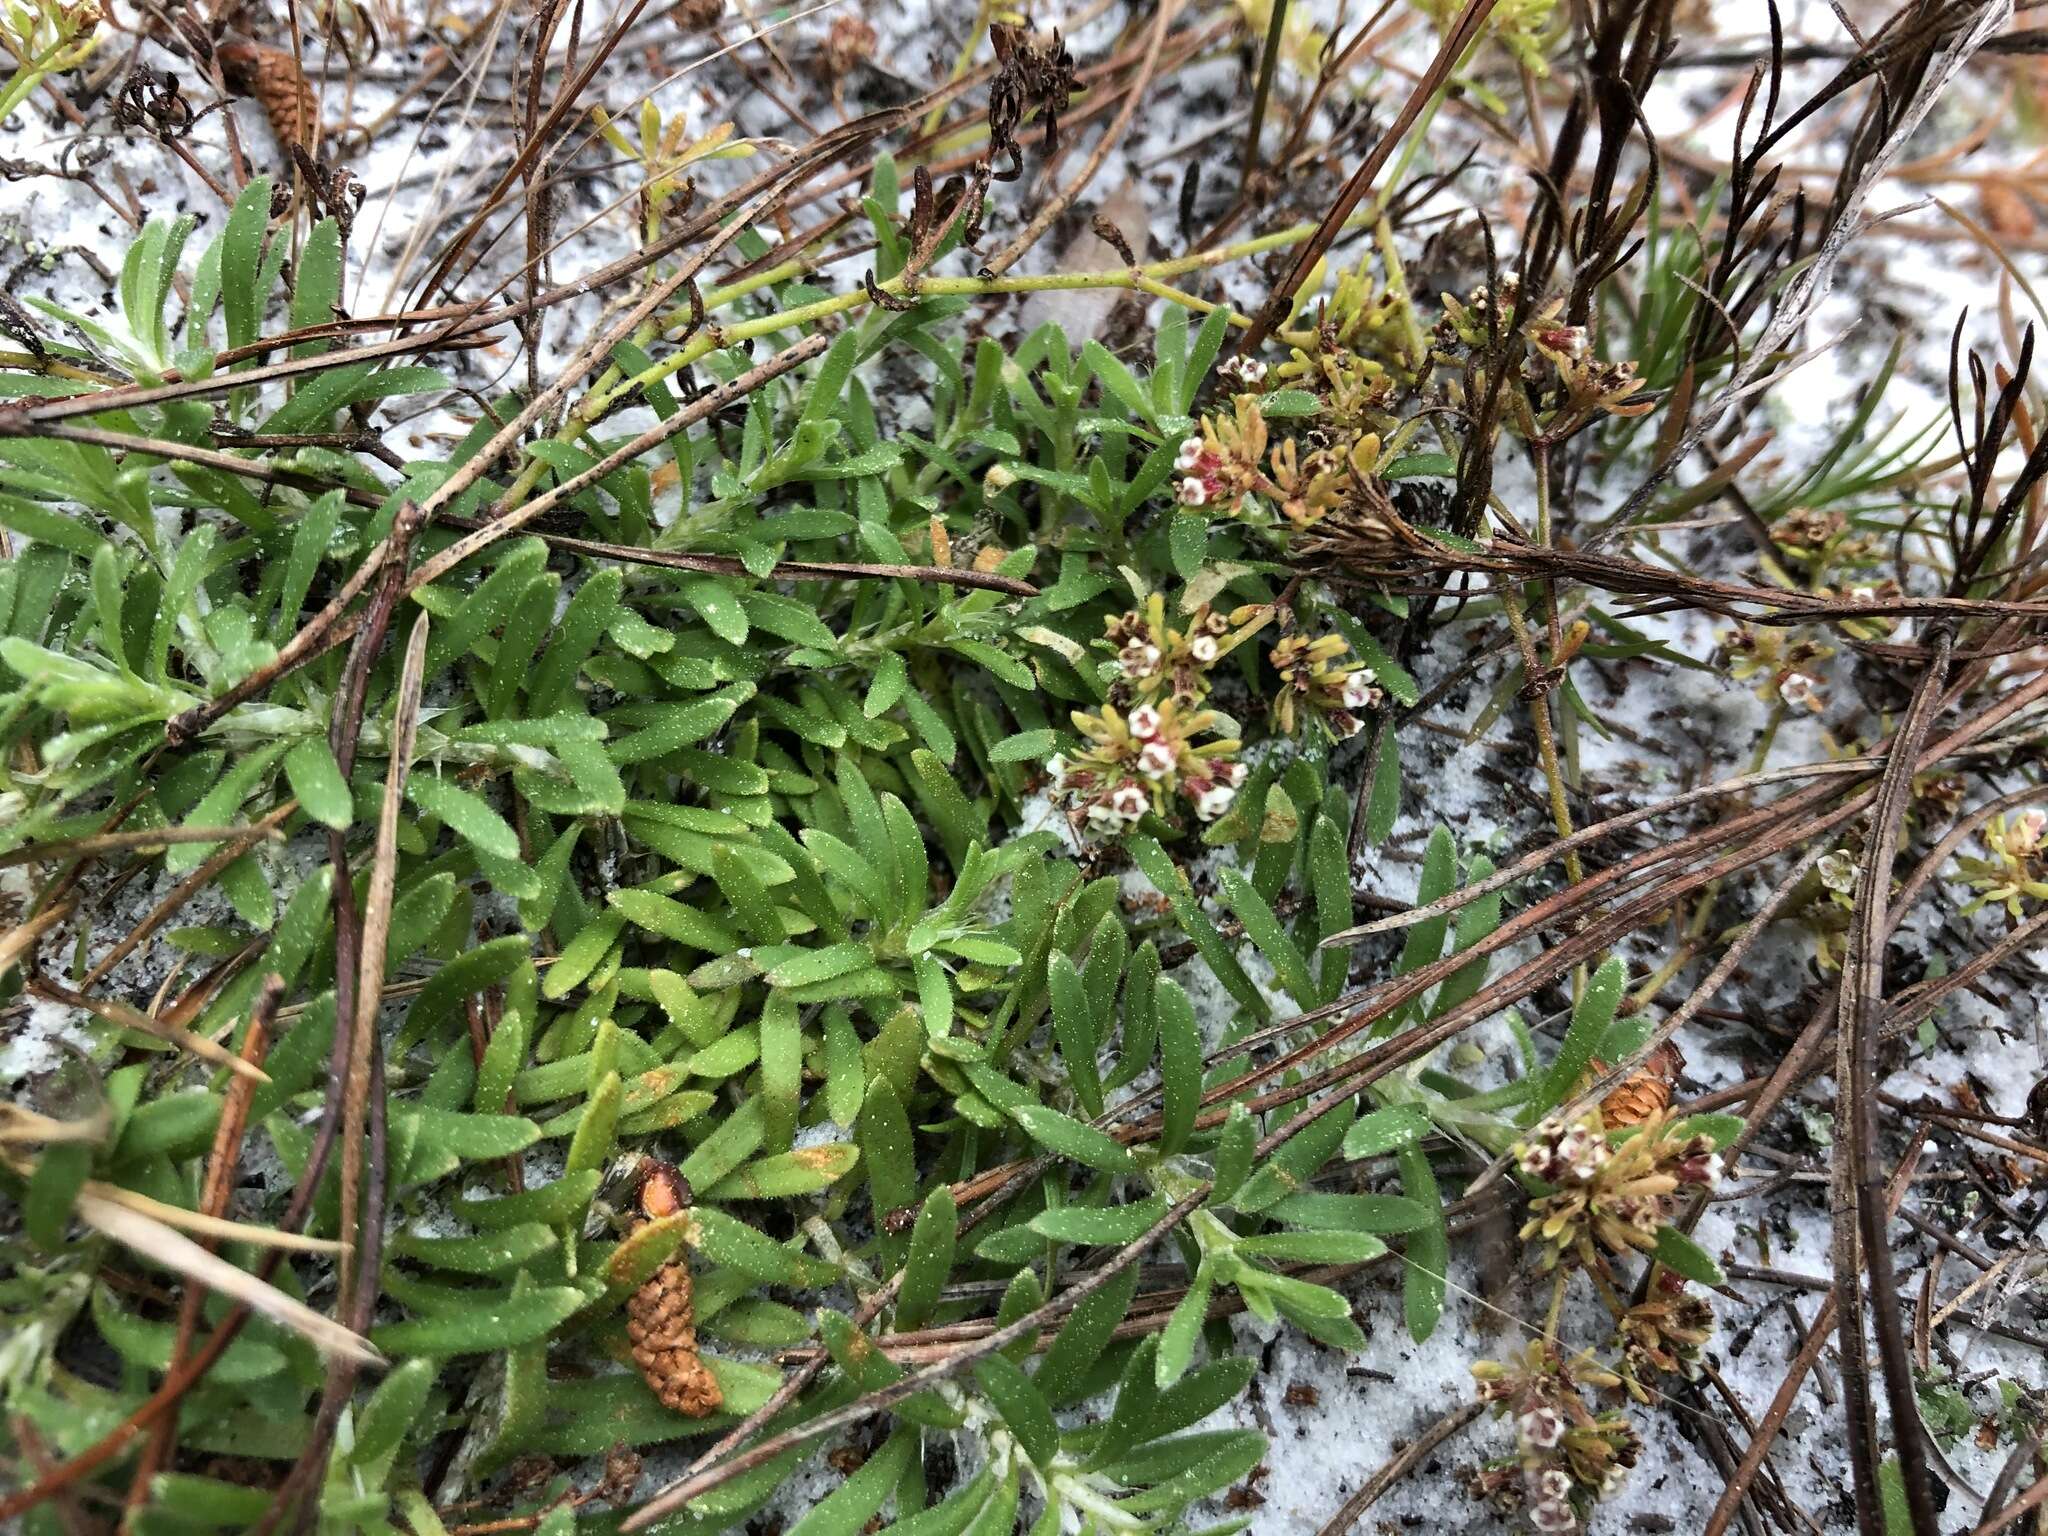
xmin=627 ymin=1160 xmax=722 ymax=1418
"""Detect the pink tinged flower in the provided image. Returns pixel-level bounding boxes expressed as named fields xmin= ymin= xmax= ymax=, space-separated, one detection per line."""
xmin=1176 ymin=476 xmax=1210 ymax=507
xmin=1537 ymin=1470 xmax=1573 ymax=1502
xmin=1330 ymin=711 xmax=1364 ymax=741
xmin=1531 ymin=1497 xmax=1577 ymax=1532
xmin=1175 ymin=437 xmax=1205 ymax=471
xmin=1120 ymin=640 xmax=1162 ymax=677
xmin=1127 ymin=705 xmax=1162 ymax=739
xmin=1341 ymin=671 xmax=1379 ymax=709
xmin=1136 ymin=740 xmax=1176 ymax=780
xmin=1109 ymin=783 xmax=1149 ymax=822
xmin=1678 ymin=1151 xmax=1725 ymax=1188
xmin=1518 ymin=1407 xmax=1565 ymax=1450
xmin=1194 ymin=782 xmax=1237 ymax=821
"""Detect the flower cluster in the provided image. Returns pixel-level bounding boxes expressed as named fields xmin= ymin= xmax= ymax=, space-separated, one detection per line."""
xmin=1611 ymin=1271 xmax=1713 ymax=1404
xmin=1436 ymin=280 xmax=1653 ymax=443
xmin=1101 ymin=595 xmax=1250 ymax=706
xmin=1770 ymin=506 xmax=1882 ymax=574
xmin=1173 ymin=396 xmax=1269 ymax=513
xmin=1471 ymin=1341 xmax=1643 ymax=1531
xmin=1513 ymin=1111 xmax=1722 ymax=1273
xmin=1275 ymin=257 xmax=1424 ymax=425
xmin=1958 ymin=808 xmax=2048 ymax=917
xmin=1721 ymin=625 xmax=1834 ymax=715
xmin=1050 ymin=699 xmax=1245 ymax=832
xmin=1269 ymin=631 xmax=1380 ymax=741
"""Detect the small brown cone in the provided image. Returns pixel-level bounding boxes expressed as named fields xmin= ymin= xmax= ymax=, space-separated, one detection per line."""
xmin=219 ymin=42 xmax=317 ymax=149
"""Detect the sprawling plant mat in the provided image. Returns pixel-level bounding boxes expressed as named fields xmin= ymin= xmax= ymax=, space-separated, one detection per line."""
xmin=4 ymin=0 xmax=2048 ymax=1532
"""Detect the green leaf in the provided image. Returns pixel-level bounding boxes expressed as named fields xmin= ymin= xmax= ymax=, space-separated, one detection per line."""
xmin=25 ymin=1142 xmax=90 ymax=1248
xmin=1030 ymin=1197 xmax=1169 ymax=1246
xmin=283 ymin=737 xmax=352 ymax=830
xmin=1155 ymin=1262 xmax=1210 ymax=1388
xmin=1046 ymin=951 xmax=1102 ymax=1118
xmin=1009 ymin=1105 xmax=1135 ymax=1173
xmin=454 ymin=1168 xmax=602 ymax=1229
xmin=989 ymin=728 xmax=1055 ymax=763
xmin=1395 ymin=1145 xmax=1447 ymax=1342
xmin=705 ymin=1143 xmax=859 ymax=1200
xmin=222 ymin=177 xmax=272 ymax=353
xmin=1129 ymin=838 xmax=1267 ymax=1023
xmin=897 ymin=1187 xmax=957 ymax=1331
xmin=1339 ymin=1104 xmax=1431 ymax=1160
xmin=369 ymin=1285 xmax=586 ymax=1355
xmin=1536 ymin=956 xmax=1627 ymax=1114
xmin=1218 ymin=867 xmax=1316 ymax=1006
xmin=1650 ymin=1223 xmax=1724 ymax=1286
xmin=975 ymin=1354 xmax=1059 ymax=1469
xmin=1156 ymin=978 xmax=1200 ymax=1157
xmin=352 ymin=1357 xmax=435 ymax=1469
xmin=690 ymin=1207 xmax=809 ymax=1284
xmin=385 ymin=1224 xmax=557 ymax=1275
xmin=1670 ymin=1112 xmax=1745 ymax=1150
xmin=409 ymin=775 xmax=520 ymax=862
xmin=1209 ymin=1102 xmax=1256 ymax=1205
xmin=859 ymin=1076 xmax=917 ymax=1260
xmin=787 ymin=1429 xmax=916 ymax=1536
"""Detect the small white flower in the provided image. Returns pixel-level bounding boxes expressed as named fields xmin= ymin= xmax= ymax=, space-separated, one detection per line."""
xmin=1778 ymin=672 xmax=1821 ymax=711
xmin=1109 ymin=783 xmax=1149 ymax=822
xmin=1194 ymin=782 xmax=1237 ymax=821
xmin=1531 ymin=1497 xmax=1577 ymax=1532
xmin=1174 ymin=436 xmax=1204 ymax=471
xmin=1119 ymin=640 xmax=1162 ymax=677
xmin=1817 ymin=851 xmax=1858 ymax=894
xmin=1136 ymin=740 xmax=1175 ymax=780
xmin=1127 ymin=705 xmax=1162 ymax=739
xmin=1176 ymin=476 xmax=1210 ymax=506
xmin=1340 ymin=671 xmax=1379 ymax=709
xmin=1696 ymin=1152 xmax=1726 ymax=1188
xmin=1216 ymin=760 xmax=1246 ymax=787
xmin=1190 ymin=635 xmax=1219 ymax=663
xmin=1047 ymin=753 xmax=1070 ymax=788
xmin=1518 ymin=1407 xmax=1565 ymax=1450
xmin=1537 ymin=1469 xmax=1573 ymax=1502
xmin=1086 ymin=799 xmax=1124 ymax=828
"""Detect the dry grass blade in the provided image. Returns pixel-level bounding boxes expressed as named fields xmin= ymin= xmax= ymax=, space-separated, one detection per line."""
xmin=341 ymin=613 xmax=429 ymax=1297
xmin=74 ymin=1181 xmax=344 ymax=1252
xmin=0 ymin=825 xmax=286 ymax=870
xmin=72 ymin=1190 xmax=378 ymax=1363
xmin=26 ymin=977 xmax=271 ymax=1084
xmin=0 ymin=1101 xmax=109 ymax=1144
xmin=0 ymin=901 xmax=72 ymax=977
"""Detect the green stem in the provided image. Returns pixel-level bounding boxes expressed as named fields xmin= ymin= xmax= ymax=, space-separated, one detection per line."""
xmin=1243 ymin=0 xmax=1290 ymax=175
xmin=588 ymin=205 xmax=1383 ymax=418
